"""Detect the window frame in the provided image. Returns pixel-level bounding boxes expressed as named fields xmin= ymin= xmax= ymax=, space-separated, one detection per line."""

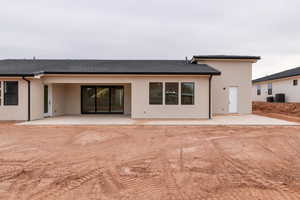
xmin=267 ymin=83 xmax=272 ymax=95
xmin=165 ymin=82 xmax=179 ymax=105
xmin=4 ymin=81 xmax=19 ymax=106
xmin=293 ymin=79 xmax=298 ymax=86
xmin=149 ymin=82 xmax=163 ymax=105
xmin=256 ymin=85 xmax=261 ymax=96
xmin=181 ymin=82 xmax=195 ymax=105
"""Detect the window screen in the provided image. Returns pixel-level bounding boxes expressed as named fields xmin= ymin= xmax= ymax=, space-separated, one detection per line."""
xmin=181 ymin=82 xmax=194 ymax=105
xmin=4 ymin=81 xmax=18 ymax=105
xmin=165 ymin=82 xmax=178 ymax=105
xmin=149 ymin=82 xmax=163 ymax=105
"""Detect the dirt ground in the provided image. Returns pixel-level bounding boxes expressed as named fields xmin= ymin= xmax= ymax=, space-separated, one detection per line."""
xmin=1 ymin=124 xmax=300 ymax=200
xmin=253 ymin=101 xmax=300 ymax=122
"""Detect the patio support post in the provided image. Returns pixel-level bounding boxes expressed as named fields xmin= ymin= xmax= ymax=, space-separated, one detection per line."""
xmin=22 ymin=77 xmax=31 ymax=121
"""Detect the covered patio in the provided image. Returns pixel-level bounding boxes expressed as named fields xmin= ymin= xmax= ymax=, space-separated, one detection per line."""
xmin=44 ymin=81 xmax=132 ymax=117
xmin=19 ymin=114 xmax=299 ymax=126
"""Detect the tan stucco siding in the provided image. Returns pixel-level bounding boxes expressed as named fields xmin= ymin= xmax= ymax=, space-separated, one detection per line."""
xmin=0 ymin=78 xmax=44 ymax=121
xmin=131 ymin=76 xmax=209 ymax=118
xmin=252 ymin=77 xmax=300 ymax=102
xmin=64 ymin=84 xmax=80 ymax=115
xmin=123 ymin=84 xmax=131 ymax=115
xmin=199 ymin=61 xmax=253 ymax=114
xmin=30 ymin=79 xmax=44 ymax=120
xmin=0 ymin=74 xmax=217 ymax=120
xmin=0 ymin=79 xmax=28 ymax=121
xmin=52 ymin=84 xmax=65 ymax=116
xmin=45 ymin=75 xmax=209 ymax=118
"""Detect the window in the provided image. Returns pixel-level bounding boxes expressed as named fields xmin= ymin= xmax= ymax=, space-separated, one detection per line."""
xmin=267 ymin=83 xmax=272 ymax=95
xmin=256 ymin=85 xmax=261 ymax=95
xmin=293 ymin=80 xmax=298 ymax=86
xmin=4 ymin=81 xmax=18 ymax=105
xmin=149 ymin=82 xmax=163 ymax=105
xmin=165 ymin=82 xmax=178 ymax=105
xmin=181 ymin=82 xmax=194 ymax=105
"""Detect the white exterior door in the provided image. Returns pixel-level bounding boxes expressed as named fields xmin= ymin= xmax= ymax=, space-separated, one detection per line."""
xmin=229 ymin=87 xmax=238 ymax=113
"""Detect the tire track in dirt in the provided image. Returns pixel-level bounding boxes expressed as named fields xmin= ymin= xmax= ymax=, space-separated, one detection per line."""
xmin=28 ymin=167 xmax=104 ymax=200
xmin=210 ymin=138 xmax=300 ymax=200
xmin=117 ymin=154 xmax=166 ymax=200
xmin=160 ymin=152 xmax=188 ymax=200
xmin=204 ymin=187 xmax=300 ymax=200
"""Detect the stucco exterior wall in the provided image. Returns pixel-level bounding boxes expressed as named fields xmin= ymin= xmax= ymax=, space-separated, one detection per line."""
xmin=0 ymin=78 xmax=43 ymax=121
xmin=198 ymin=61 xmax=253 ymax=115
xmin=0 ymin=78 xmax=28 ymax=121
xmin=252 ymin=76 xmax=300 ymax=102
xmin=1 ymin=72 xmax=236 ymax=120
xmin=52 ymin=84 xmax=65 ymax=116
xmin=44 ymin=75 xmax=209 ymax=118
xmin=30 ymin=79 xmax=44 ymax=120
xmin=131 ymin=76 xmax=209 ymax=118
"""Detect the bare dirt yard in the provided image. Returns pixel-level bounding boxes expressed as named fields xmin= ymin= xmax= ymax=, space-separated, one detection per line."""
xmin=1 ymin=124 xmax=300 ymax=200
xmin=253 ymin=101 xmax=300 ymax=122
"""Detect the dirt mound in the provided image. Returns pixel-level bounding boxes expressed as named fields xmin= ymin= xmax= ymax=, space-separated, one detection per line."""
xmin=253 ymin=101 xmax=300 ymax=116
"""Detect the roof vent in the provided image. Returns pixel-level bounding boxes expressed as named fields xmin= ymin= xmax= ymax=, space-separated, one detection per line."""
xmin=185 ymin=56 xmax=189 ymax=64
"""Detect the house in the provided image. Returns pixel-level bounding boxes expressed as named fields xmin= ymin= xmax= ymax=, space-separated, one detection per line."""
xmin=252 ymin=66 xmax=300 ymax=102
xmin=0 ymin=55 xmax=260 ymax=121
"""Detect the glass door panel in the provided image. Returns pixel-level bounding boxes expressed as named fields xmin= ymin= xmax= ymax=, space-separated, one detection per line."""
xmin=81 ymin=86 xmax=124 ymax=114
xmin=111 ymin=87 xmax=124 ymax=113
xmin=44 ymin=85 xmax=48 ymax=114
xmin=82 ymin=87 xmax=96 ymax=113
xmin=96 ymin=87 xmax=110 ymax=113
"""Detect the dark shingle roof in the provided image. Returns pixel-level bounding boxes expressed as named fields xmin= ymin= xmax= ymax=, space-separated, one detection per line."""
xmin=192 ymin=55 xmax=261 ymax=60
xmin=253 ymin=66 xmax=300 ymax=83
xmin=0 ymin=59 xmax=221 ymax=76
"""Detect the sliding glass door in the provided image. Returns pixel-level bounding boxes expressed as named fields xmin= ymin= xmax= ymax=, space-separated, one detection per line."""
xmin=81 ymin=86 xmax=124 ymax=114
xmin=96 ymin=87 xmax=110 ymax=113
xmin=111 ymin=87 xmax=124 ymax=113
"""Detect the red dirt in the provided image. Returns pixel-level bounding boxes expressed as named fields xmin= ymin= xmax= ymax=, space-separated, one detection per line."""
xmin=253 ymin=101 xmax=300 ymax=122
xmin=1 ymin=124 xmax=300 ymax=199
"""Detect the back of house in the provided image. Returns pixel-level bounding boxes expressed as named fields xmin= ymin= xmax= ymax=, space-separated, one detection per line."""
xmin=252 ymin=67 xmax=300 ymax=102
xmin=0 ymin=55 xmax=260 ymax=121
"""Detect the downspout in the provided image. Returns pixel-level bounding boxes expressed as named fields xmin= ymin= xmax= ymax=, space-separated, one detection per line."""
xmin=22 ymin=77 xmax=31 ymax=121
xmin=209 ymin=75 xmax=213 ymax=119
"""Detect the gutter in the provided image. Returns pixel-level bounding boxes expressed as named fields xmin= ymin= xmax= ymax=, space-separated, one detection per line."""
xmin=22 ymin=77 xmax=31 ymax=121
xmin=209 ymin=75 xmax=213 ymax=119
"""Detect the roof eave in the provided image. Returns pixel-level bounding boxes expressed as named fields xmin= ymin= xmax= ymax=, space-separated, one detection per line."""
xmin=0 ymin=74 xmax=34 ymax=77
xmin=40 ymin=71 xmax=221 ymax=75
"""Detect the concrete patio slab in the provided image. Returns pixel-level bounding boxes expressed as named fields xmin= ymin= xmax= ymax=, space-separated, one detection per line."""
xmin=18 ymin=114 xmax=299 ymax=126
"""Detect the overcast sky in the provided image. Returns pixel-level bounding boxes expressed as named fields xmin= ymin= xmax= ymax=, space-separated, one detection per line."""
xmin=1 ymin=0 xmax=300 ymax=79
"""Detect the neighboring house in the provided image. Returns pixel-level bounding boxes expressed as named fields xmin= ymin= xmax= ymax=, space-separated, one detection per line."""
xmin=0 ymin=55 xmax=260 ymax=121
xmin=252 ymin=66 xmax=300 ymax=102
